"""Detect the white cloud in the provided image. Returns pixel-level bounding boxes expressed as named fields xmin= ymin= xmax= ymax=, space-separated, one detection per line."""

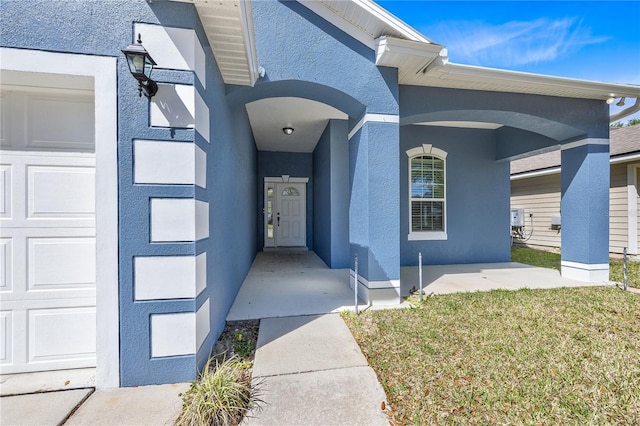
xmin=424 ymin=17 xmax=609 ymax=67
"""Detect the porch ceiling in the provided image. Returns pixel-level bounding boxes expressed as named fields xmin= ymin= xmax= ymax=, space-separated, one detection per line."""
xmin=245 ymin=97 xmax=347 ymax=153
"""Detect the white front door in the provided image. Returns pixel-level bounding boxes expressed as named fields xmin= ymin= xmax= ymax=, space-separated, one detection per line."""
xmin=264 ymin=180 xmax=307 ymax=248
xmin=0 ymin=87 xmax=97 ymax=374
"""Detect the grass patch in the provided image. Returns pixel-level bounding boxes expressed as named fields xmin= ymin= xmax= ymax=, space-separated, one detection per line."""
xmin=512 ymin=247 xmax=639 ymax=288
xmin=343 ymin=287 xmax=640 ymax=425
xmin=610 ymin=258 xmax=640 ymax=289
xmin=511 ymin=247 xmax=560 ymax=271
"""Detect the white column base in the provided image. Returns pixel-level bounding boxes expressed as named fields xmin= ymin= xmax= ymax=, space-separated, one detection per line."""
xmin=350 ymin=270 xmax=401 ymax=305
xmin=561 ymin=261 xmax=609 ymax=282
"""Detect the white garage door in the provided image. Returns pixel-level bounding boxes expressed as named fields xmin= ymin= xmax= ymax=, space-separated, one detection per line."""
xmin=0 ymin=85 xmax=97 ymax=374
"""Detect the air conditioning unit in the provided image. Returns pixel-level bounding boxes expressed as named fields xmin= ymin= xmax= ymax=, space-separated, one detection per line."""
xmin=511 ymin=208 xmax=525 ymax=227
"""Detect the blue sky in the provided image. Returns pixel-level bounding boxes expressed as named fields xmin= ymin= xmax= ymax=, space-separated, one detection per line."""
xmin=376 ymin=1 xmax=640 ymax=120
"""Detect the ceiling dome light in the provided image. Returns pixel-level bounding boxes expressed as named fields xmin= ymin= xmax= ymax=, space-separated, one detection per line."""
xmin=283 ymin=127 xmax=294 ymax=135
xmin=606 ymin=97 xmax=616 ymax=105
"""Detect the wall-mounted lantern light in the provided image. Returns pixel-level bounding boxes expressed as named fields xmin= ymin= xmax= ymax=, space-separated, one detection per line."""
xmin=121 ymin=34 xmax=158 ymax=98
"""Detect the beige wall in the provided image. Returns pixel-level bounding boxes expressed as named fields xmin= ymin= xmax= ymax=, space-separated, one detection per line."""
xmin=637 ymin=165 xmax=640 ymax=254
xmin=610 ymin=163 xmax=629 ymax=254
xmin=510 ymin=161 xmax=640 ymax=255
xmin=511 ymin=173 xmax=561 ymax=249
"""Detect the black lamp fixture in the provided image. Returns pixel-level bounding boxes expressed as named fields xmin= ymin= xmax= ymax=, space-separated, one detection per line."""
xmin=121 ymin=34 xmax=158 ymax=98
xmin=283 ymin=127 xmax=294 ymax=135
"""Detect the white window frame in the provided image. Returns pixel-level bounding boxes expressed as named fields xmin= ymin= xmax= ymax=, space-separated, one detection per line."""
xmin=407 ymin=144 xmax=448 ymax=241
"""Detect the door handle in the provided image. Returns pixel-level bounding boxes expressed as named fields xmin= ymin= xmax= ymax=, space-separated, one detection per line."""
xmin=277 ymin=212 xmax=280 ymax=226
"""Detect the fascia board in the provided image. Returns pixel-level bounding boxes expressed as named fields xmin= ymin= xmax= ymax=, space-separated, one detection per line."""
xmin=375 ymin=36 xmax=445 ymax=67
xmin=435 ymin=62 xmax=640 ymax=100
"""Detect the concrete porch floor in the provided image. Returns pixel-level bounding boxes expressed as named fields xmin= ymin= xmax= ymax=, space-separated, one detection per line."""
xmin=227 ymin=251 xmax=364 ymax=320
xmin=227 ymin=251 xmax=611 ymax=321
xmin=400 ymin=261 xmax=608 ymax=296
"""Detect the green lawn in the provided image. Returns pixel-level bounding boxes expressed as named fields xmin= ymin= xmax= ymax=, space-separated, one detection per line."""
xmin=343 ymin=287 xmax=640 ymax=425
xmin=512 ymin=247 xmax=639 ymax=288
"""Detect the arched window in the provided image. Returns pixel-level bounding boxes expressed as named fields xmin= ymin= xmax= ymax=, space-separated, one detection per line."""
xmin=281 ymin=187 xmax=300 ymax=196
xmin=407 ymin=145 xmax=447 ymax=240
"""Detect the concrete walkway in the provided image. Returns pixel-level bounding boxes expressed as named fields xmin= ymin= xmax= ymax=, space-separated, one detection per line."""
xmin=1 ymin=369 xmax=188 ymax=426
xmin=243 ymin=314 xmax=389 ymax=426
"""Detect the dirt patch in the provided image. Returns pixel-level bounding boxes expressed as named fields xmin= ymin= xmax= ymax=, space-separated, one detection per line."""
xmin=211 ymin=319 xmax=261 ymax=364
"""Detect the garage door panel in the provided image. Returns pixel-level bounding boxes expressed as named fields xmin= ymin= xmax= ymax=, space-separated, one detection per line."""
xmin=27 ymin=166 xmax=95 ymax=219
xmin=28 ymin=237 xmax=96 ymax=290
xmin=0 ymin=164 xmax=11 ymax=219
xmin=1 ymin=238 xmax=12 ymax=292
xmin=28 ymin=307 xmax=96 ymax=363
xmin=0 ymin=310 xmax=13 ymax=365
xmin=27 ymin=95 xmax=94 ymax=152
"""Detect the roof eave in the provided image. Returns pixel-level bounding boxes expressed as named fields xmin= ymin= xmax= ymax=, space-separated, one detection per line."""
xmin=375 ymin=36 xmax=446 ymax=69
xmin=431 ymin=62 xmax=640 ymax=100
xmin=172 ymin=0 xmax=259 ymax=87
xmin=298 ymin=0 xmax=432 ymax=50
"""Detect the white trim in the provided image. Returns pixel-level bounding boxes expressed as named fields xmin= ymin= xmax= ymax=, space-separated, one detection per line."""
xmin=561 ymin=260 xmax=609 ymax=270
xmin=348 ymin=113 xmax=399 ymax=140
xmin=428 ymin=61 xmax=640 ymax=100
xmin=561 ymin=138 xmax=609 ymax=151
xmin=238 ymin=0 xmax=260 ymax=86
xmin=407 ymin=146 xmax=448 ymax=241
xmin=611 ymin=152 xmax=640 ymax=164
xmin=408 ymin=231 xmax=447 ymax=241
xmin=349 ymin=270 xmax=401 ymax=305
xmin=298 ymin=0 xmax=430 ymax=51
xmin=375 ymin=36 xmax=444 ymax=68
xmin=264 ymin=176 xmax=309 ymax=183
xmin=0 ymin=48 xmax=120 ymax=388
xmin=349 ymin=270 xmax=401 ymax=289
xmin=511 ymin=167 xmax=561 ymax=180
xmin=561 ymin=261 xmax=609 ymax=283
xmin=627 ymin=164 xmax=639 ymax=255
xmin=405 ymin=144 xmax=448 ymax=159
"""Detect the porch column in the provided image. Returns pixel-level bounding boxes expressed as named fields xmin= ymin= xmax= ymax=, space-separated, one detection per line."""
xmin=560 ymin=139 xmax=610 ymax=281
xmin=349 ymin=115 xmax=401 ymax=304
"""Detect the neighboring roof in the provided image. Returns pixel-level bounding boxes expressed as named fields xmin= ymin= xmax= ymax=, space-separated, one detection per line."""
xmin=511 ymin=125 xmax=640 ymax=176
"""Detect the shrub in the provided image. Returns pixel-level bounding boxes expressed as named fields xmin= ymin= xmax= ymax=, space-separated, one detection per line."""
xmin=176 ymin=355 xmax=262 ymax=426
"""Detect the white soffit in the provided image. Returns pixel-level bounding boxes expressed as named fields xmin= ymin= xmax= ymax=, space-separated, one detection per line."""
xmin=173 ymin=0 xmax=258 ymax=86
xmin=245 ymin=97 xmax=347 ymax=153
xmin=299 ymin=0 xmax=432 ymax=49
xmin=416 ymin=121 xmax=503 ymax=130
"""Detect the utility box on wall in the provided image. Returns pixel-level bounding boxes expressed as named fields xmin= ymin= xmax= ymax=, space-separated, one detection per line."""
xmin=511 ymin=208 xmax=525 ymax=227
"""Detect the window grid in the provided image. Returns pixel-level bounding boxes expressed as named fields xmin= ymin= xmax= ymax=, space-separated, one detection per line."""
xmin=410 ymin=155 xmax=445 ymax=232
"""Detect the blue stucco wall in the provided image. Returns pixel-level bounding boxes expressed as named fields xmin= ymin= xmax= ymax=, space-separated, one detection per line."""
xmin=251 ymin=0 xmax=398 ymax=116
xmin=1 ymin=0 xmax=257 ymax=386
xmin=561 ymin=143 xmax=610 ymax=265
xmin=313 ymin=120 xmax=350 ymax=268
xmin=400 ymin=125 xmax=511 ymax=266
xmin=400 ymin=86 xmax=609 ymax=159
xmin=257 ymin=151 xmax=313 ymax=250
xmin=350 ymin=121 xmax=401 ymax=282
